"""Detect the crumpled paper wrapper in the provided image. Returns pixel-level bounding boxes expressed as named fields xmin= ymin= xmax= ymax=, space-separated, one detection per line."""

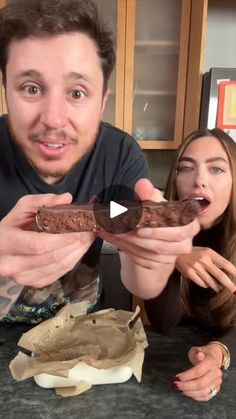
xmin=10 ymin=302 xmax=148 ymax=396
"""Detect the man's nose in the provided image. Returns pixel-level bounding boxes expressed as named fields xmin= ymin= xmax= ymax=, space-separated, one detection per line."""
xmin=40 ymin=95 xmax=67 ymax=129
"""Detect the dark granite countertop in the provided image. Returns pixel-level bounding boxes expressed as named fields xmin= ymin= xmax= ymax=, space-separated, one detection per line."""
xmin=0 ymin=323 xmax=235 ymax=419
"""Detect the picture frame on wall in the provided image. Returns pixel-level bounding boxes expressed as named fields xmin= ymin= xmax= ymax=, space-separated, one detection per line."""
xmin=200 ymin=68 xmax=236 ymax=136
xmin=217 ymin=81 xmax=236 ymax=141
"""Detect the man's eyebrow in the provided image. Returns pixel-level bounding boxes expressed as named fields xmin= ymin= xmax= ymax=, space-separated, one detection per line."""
xmin=15 ymin=70 xmax=95 ymax=84
xmin=15 ymin=69 xmax=43 ymax=79
xmin=68 ymin=72 xmax=95 ymax=85
xmin=69 ymin=72 xmax=89 ymax=80
xmin=179 ymin=156 xmax=229 ymax=164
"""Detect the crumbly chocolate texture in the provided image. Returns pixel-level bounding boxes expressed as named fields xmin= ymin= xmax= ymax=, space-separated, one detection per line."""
xmin=36 ymin=200 xmax=199 ymax=234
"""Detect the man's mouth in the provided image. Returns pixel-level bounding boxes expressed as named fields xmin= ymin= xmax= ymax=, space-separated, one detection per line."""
xmin=42 ymin=143 xmax=65 ymax=149
xmin=36 ymin=140 xmax=69 ymax=157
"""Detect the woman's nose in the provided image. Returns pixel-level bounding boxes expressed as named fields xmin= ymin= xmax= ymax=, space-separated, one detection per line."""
xmin=40 ymin=95 xmax=67 ymax=129
xmin=194 ymin=170 xmax=207 ymax=188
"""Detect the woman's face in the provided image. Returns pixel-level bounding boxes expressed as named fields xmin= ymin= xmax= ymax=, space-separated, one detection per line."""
xmin=176 ymin=136 xmax=232 ymax=229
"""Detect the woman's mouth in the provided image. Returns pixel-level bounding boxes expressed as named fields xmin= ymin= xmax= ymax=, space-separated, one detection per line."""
xmin=193 ymin=197 xmax=211 ymax=214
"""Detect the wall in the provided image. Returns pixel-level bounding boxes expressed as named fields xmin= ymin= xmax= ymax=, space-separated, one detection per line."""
xmin=204 ymin=0 xmax=236 ymax=71
xmin=144 ymin=149 xmax=175 ymax=190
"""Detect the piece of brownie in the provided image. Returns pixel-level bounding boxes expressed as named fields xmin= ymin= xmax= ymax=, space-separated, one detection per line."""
xmin=36 ymin=199 xmax=199 ymax=234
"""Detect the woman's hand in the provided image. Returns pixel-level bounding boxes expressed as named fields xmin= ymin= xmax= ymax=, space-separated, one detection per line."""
xmin=176 ymin=247 xmax=236 ymax=293
xmin=172 ymin=343 xmax=224 ymax=402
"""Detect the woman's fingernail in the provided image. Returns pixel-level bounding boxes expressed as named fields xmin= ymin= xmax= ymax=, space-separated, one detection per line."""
xmin=171 ymin=382 xmax=182 ymax=392
xmin=174 ymin=376 xmax=181 ymax=382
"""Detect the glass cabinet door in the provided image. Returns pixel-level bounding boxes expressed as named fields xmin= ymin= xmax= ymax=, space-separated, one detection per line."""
xmin=125 ymin=0 xmax=190 ymax=148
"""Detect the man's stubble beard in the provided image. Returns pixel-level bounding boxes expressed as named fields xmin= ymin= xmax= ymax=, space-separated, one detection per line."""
xmin=8 ymin=121 xmax=101 ymax=184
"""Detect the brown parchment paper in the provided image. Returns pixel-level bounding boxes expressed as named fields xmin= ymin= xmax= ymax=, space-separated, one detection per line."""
xmin=9 ymin=302 xmax=148 ymax=396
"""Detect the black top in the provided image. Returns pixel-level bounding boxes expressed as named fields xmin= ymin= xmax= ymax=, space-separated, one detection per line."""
xmin=0 ymin=115 xmax=149 ymax=323
xmin=145 ymin=222 xmax=236 ymax=362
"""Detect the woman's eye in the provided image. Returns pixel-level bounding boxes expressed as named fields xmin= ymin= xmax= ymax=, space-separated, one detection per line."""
xmin=211 ymin=167 xmax=224 ymax=174
xmin=70 ymin=90 xmax=86 ymax=100
xmin=178 ymin=166 xmax=193 ymax=173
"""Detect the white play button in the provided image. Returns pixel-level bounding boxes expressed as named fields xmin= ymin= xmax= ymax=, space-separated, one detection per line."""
xmin=93 ymin=186 xmax=143 ymax=233
xmin=110 ymin=201 xmax=128 ymax=219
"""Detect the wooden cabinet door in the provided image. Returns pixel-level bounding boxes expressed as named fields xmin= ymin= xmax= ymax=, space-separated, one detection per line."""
xmin=93 ymin=0 xmax=126 ymax=130
xmin=124 ymin=0 xmax=191 ymax=149
xmin=183 ymin=0 xmax=208 ymax=138
xmin=96 ymin=0 xmax=208 ymax=150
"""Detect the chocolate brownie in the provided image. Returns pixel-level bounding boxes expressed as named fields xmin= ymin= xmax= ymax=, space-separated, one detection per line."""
xmin=36 ymin=199 xmax=199 ymax=234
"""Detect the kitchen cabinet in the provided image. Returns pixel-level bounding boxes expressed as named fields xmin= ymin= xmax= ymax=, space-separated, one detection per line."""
xmin=123 ymin=0 xmax=190 ymax=149
xmin=95 ymin=0 xmax=192 ymax=149
xmin=94 ymin=0 xmax=208 ymax=150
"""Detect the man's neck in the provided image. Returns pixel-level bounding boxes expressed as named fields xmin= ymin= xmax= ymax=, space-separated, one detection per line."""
xmin=40 ymin=174 xmax=66 ymax=185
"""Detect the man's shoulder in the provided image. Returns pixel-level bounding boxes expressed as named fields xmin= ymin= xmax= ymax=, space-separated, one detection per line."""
xmin=0 ymin=114 xmax=10 ymax=150
xmin=0 ymin=114 xmax=8 ymax=130
xmin=99 ymin=122 xmax=134 ymax=142
xmin=95 ymin=122 xmax=143 ymax=158
xmin=100 ymin=121 xmax=124 ymax=134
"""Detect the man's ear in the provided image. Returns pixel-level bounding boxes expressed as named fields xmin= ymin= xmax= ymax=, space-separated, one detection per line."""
xmin=1 ymin=71 xmax=6 ymax=88
xmin=101 ymin=88 xmax=110 ymax=114
xmin=2 ymin=75 xmax=8 ymax=113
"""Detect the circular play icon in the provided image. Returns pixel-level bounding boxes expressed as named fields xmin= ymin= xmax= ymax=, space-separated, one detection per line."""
xmin=93 ymin=185 xmax=143 ymax=234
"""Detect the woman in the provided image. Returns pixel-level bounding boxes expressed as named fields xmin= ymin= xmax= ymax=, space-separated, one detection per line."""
xmin=145 ymin=128 xmax=236 ymax=402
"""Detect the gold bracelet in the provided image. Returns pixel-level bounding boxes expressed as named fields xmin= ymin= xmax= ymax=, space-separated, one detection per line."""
xmin=209 ymin=341 xmax=231 ymax=370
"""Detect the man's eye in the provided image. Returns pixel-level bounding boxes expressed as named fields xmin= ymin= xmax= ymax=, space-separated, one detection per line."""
xmin=70 ymin=90 xmax=86 ymax=100
xmin=23 ymin=85 xmax=40 ymax=95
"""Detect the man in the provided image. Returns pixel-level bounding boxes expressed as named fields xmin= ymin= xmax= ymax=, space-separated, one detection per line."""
xmin=0 ymin=0 xmax=199 ymax=323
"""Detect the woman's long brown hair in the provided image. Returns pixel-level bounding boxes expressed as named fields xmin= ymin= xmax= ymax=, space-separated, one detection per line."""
xmin=165 ymin=128 xmax=236 ymax=331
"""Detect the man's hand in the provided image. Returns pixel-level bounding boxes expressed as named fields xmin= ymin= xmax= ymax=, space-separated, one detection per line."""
xmin=176 ymin=247 xmax=236 ymax=293
xmin=171 ymin=344 xmax=224 ymax=402
xmin=0 ymin=193 xmax=96 ymax=288
xmin=99 ymin=179 xmax=200 ymax=270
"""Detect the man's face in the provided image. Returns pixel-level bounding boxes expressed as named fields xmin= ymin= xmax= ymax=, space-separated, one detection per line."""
xmin=5 ymin=33 xmax=109 ymax=184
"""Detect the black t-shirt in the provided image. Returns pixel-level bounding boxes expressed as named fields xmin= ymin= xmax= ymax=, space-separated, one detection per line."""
xmin=0 ymin=115 xmax=149 ymax=323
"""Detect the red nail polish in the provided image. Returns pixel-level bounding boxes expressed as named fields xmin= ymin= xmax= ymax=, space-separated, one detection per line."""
xmin=234 ymin=290 xmax=236 ymax=295
xmin=171 ymin=382 xmax=182 ymax=392
xmin=174 ymin=376 xmax=181 ymax=381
